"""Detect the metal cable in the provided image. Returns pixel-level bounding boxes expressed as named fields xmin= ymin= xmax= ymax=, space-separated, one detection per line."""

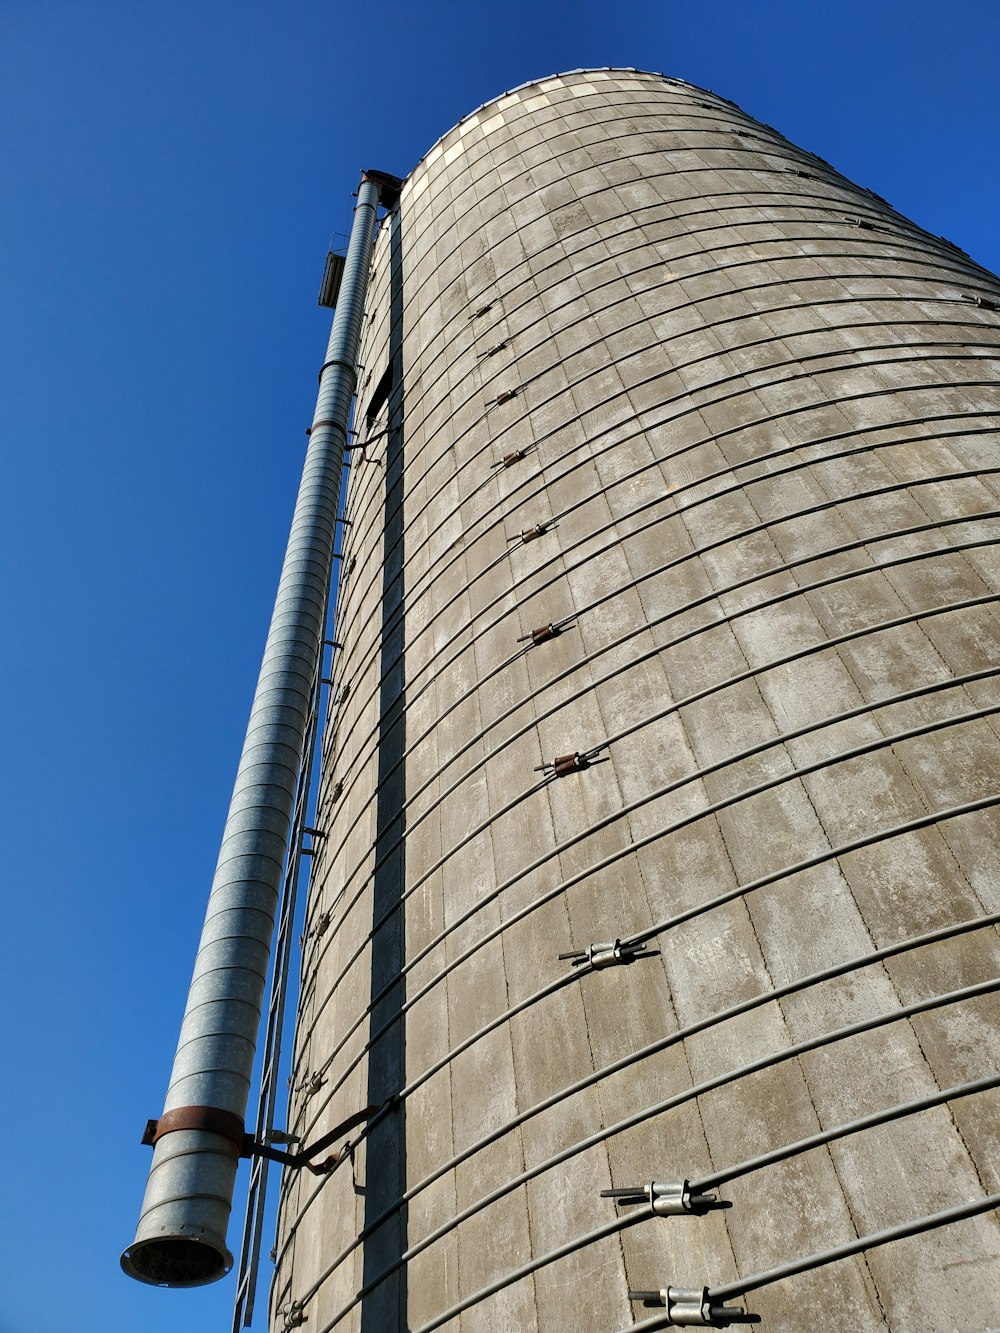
xmin=335 ymin=289 xmax=1000 ymax=664
xmin=304 ymin=978 xmax=1000 ymax=1323
xmin=403 ymin=152 xmax=997 ymax=338
xmin=312 ymin=497 xmax=1000 ymax=879
xmin=341 ymin=156 xmax=1000 ymax=600
xmin=410 ymin=1210 xmax=650 ymax=1333
xmin=291 ymin=691 xmax=1000 ymax=1132
xmin=276 ymin=908 xmax=1000 ymax=1281
xmin=363 ymin=213 xmax=994 ymax=476
xmin=328 ymin=335 xmax=1000 ymax=763
xmin=315 ymin=440 xmax=1000 ymax=919
xmin=298 ymin=586 xmax=1000 ymax=1060
xmin=304 ymin=578 xmax=1000 ymax=1034
xmin=692 ymin=1072 xmax=1000 ymax=1193
xmin=330 ymin=321 xmax=1000 ymax=693
xmin=710 ymin=1192 xmax=1000 ymax=1304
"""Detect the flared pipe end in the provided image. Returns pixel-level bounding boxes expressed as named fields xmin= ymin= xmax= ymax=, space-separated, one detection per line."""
xmin=121 ymin=1233 xmax=233 ymax=1287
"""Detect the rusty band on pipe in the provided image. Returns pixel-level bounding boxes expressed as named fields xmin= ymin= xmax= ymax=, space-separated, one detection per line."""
xmin=318 ymin=357 xmax=359 ymax=384
xmin=307 ymin=418 xmax=350 ymax=436
xmin=142 ymin=1105 xmax=247 ymax=1157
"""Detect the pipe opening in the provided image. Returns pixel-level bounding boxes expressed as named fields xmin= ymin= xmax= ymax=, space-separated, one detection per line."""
xmin=120 ymin=1236 xmax=233 ymax=1288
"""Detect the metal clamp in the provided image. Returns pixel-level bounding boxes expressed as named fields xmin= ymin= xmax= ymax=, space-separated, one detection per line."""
xmin=316 ymin=356 xmax=358 ymax=385
xmin=603 ymin=1180 xmax=719 ymax=1214
xmin=628 ymin=1287 xmax=744 ymax=1325
xmin=492 ymin=388 xmax=518 ymax=405
xmin=559 ymin=939 xmax=648 ymax=970
xmin=281 ymin=1298 xmax=308 ymax=1329
xmin=478 ymin=340 xmax=509 ymax=358
xmin=305 ymin=417 xmax=349 ymax=437
xmin=963 ymin=293 xmax=1000 ymax=312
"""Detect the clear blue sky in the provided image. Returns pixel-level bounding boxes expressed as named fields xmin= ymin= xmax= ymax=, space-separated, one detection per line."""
xmin=1 ymin=3 xmax=997 ymax=1331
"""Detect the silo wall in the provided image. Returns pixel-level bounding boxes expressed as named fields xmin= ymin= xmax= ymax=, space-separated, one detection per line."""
xmin=273 ymin=69 xmax=1000 ymax=1332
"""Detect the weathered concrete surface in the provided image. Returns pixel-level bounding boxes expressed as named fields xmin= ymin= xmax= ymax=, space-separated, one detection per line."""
xmin=272 ymin=70 xmax=1000 ymax=1331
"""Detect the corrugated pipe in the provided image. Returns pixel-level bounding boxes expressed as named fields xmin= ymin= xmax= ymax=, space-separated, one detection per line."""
xmin=121 ymin=169 xmax=401 ymax=1289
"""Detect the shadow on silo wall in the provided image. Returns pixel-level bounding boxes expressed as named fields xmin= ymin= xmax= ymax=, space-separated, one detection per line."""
xmin=361 ymin=202 xmax=408 ymax=1332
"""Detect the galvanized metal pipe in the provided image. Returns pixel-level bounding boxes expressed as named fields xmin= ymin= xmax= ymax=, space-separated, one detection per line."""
xmin=121 ymin=173 xmax=383 ymax=1288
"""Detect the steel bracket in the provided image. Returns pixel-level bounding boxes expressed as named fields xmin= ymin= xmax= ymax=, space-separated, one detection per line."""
xmin=139 ymin=1102 xmax=383 ymax=1176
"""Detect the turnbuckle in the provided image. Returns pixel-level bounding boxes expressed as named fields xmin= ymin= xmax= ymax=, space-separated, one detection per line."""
xmin=627 ymin=1286 xmax=744 ymax=1325
xmin=603 ymin=1179 xmax=719 ymax=1215
xmin=559 ymin=939 xmax=648 ymax=970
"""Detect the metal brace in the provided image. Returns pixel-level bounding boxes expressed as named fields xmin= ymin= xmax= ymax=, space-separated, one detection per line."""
xmin=559 ymin=939 xmax=648 ymax=970
xmin=628 ymin=1287 xmax=744 ymax=1325
xmin=140 ymin=1102 xmax=383 ymax=1177
xmin=603 ymin=1179 xmax=719 ymax=1214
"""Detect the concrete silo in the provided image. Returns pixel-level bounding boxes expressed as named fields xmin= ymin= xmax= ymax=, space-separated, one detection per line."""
xmin=273 ymin=67 xmax=1000 ymax=1332
xmin=124 ymin=67 xmax=1000 ymax=1333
